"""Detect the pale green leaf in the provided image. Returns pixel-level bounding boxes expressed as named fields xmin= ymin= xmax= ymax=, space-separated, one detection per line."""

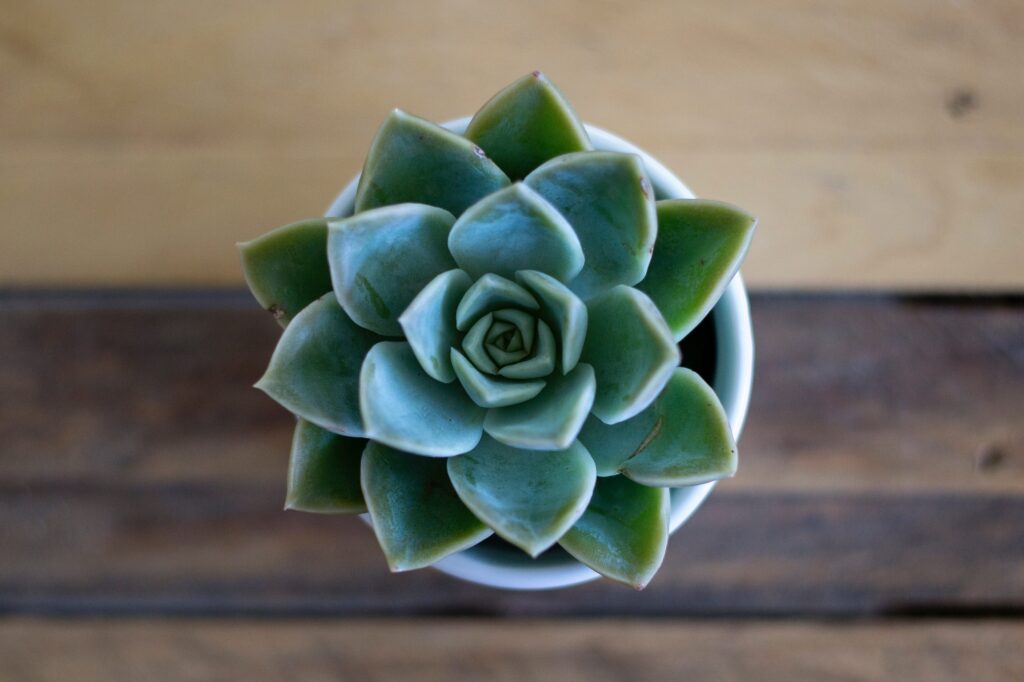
xmin=581 ymin=286 xmax=679 ymax=424
xmin=256 ymin=293 xmax=380 ymax=436
xmin=360 ymin=342 xmax=484 ymax=456
xmin=328 ymin=204 xmax=456 ymax=336
xmin=448 ymin=436 xmax=596 ymax=556
xmin=355 ymin=109 xmax=509 ymax=215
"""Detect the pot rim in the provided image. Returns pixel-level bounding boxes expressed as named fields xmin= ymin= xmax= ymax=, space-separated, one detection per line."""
xmin=326 ymin=117 xmax=753 ymax=590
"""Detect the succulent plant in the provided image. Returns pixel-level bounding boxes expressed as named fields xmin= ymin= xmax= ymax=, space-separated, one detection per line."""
xmin=240 ymin=72 xmax=756 ymax=588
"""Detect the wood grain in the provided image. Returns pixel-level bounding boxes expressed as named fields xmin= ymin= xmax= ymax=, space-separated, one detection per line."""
xmin=0 ymin=293 xmax=1022 ymax=617
xmin=2 ymin=0 xmax=1023 ymax=289
xmin=2 ymin=294 xmax=1020 ymax=493
xmin=3 ymin=486 xmax=1023 ymax=617
xmin=2 ymin=618 xmax=1022 ymax=682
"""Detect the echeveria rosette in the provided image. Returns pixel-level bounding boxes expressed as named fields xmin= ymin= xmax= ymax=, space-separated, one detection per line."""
xmin=239 ymin=71 xmax=757 ymax=588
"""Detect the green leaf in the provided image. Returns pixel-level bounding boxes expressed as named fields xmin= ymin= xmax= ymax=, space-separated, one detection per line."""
xmin=455 ymin=273 xmax=538 ymax=331
xmin=515 ymin=270 xmax=587 ymax=374
xmin=638 ymin=200 xmax=757 ymax=341
xmin=619 ymin=368 xmax=736 ymax=485
xmin=448 ymin=183 xmax=584 ymax=283
xmin=285 ymin=419 xmax=366 ymax=513
xmin=525 ymin=152 xmax=656 ymax=300
xmin=484 ymin=363 xmax=596 ymax=450
xmin=451 ymin=349 xmax=546 ymax=408
xmin=328 ymin=204 xmax=457 ymax=336
xmin=580 ymin=368 xmax=736 ymax=482
xmin=581 ymin=286 xmax=679 ymax=425
xmin=491 ymin=308 xmax=536 ymax=352
xmin=462 ymin=312 xmax=499 ymax=374
xmin=360 ymin=341 xmax=485 ymax=456
xmin=447 ymin=436 xmax=596 ymax=556
xmin=361 ymin=441 xmax=492 ymax=571
xmin=238 ymin=218 xmax=332 ymax=326
xmin=498 ymin=319 xmax=555 ymax=379
xmin=355 ymin=109 xmax=510 ymax=215
xmin=559 ymin=475 xmax=669 ymax=589
xmin=464 ymin=71 xmax=592 ymax=180
xmin=256 ymin=293 xmax=380 ymax=437
xmin=399 ymin=269 xmax=472 ymax=383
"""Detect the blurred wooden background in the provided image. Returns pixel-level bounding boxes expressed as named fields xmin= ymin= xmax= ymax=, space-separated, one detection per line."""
xmin=3 ymin=0 xmax=1023 ymax=289
xmin=2 ymin=1 xmax=1023 ymax=680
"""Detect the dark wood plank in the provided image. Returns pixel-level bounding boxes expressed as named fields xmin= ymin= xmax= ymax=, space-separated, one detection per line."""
xmin=1 ymin=293 xmax=1022 ymax=617
xmin=2 ymin=618 xmax=1022 ymax=682
xmin=1 ymin=293 xmax=1021 ymax=492
xmin=2 ymin=485 xmax=1022 ymax=617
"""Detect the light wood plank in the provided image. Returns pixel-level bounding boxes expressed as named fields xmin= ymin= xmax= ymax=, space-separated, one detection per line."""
xmin=2 ymin=0 xmax=1023 ymax=288
xmin=3 ymin=150 xmax=1023 ymax=289
xmin=2 ymin=618 xmax=1022 ymax=682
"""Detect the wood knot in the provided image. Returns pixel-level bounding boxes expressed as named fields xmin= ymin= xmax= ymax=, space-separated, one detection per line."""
xmin=946 ymin=88 xmax=978 ymax=119
xmin=974 ymin=443 xmax=1006 ymax=473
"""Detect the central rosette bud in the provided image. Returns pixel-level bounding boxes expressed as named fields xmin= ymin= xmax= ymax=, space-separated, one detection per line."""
xmin=468 ymin=308 xmax=548 ymax=371
xmin=448 ymin=273 xmax=572 ymax=409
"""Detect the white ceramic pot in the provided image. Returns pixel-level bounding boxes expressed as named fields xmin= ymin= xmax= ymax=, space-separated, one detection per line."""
xmin=327 ymin=118 xmax=754 ymax=590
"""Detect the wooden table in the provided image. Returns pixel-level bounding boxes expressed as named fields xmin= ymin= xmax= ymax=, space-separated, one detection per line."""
xmin=1 ymin=292 xmax=1021 ymax=680
xmin=4 ymin=0 xmax=1024 ymax=678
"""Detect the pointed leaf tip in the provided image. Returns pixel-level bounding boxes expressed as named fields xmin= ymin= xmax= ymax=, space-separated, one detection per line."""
xmin=355 ymin=110 xmax=509 ymax=215
xmin=484 ymin=363 xmax=596 ymax=451
xmin=456 ymin=273 xmax=538 ymax=331
xmin=328 ymin=203 xmax=457 ymax=336
xmin=285 ymin=419 xmax=367 ymax=513
xmin=448 ymin=183 xmax=584 ymax=283
xmin=559 ymin=476 xmax=669 ymax=588
xmin=581 ymin=286 xmax=679 ymax=425
xmin=448 ymin=437 xmax=595 ymax=557
xmin=239 ymin=218 xmax=332 ymax=326
xmin=526 ymin=152 xmax=657 ymax=299
xmin=399 ymin=269 xmax=472 ymax=383
xmin=580 ymin=368 xmax=736 ymax=483
xmin=451 ymin=348 xmax=546 ymax=408
xmin=515 ymin=270 xmax=587 ymax=374
xmin=257 ymin=293 xmax=380 ymax=437
xmin=361 ymin=441 xmax=491 ymax=571
xmin=638 ymin=199 xmax=756 ymax=341
xmin=466 ymin=72 xmax=591 ymax=179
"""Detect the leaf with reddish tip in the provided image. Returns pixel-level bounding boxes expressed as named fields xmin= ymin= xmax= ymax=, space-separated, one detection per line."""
xmin=239 ymin=219 xmax=332 ymax=326
xmin=355 ymin=109 xmax=509 ymax=215
xmin=465 ymin=71 xmax=592 ymax=180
